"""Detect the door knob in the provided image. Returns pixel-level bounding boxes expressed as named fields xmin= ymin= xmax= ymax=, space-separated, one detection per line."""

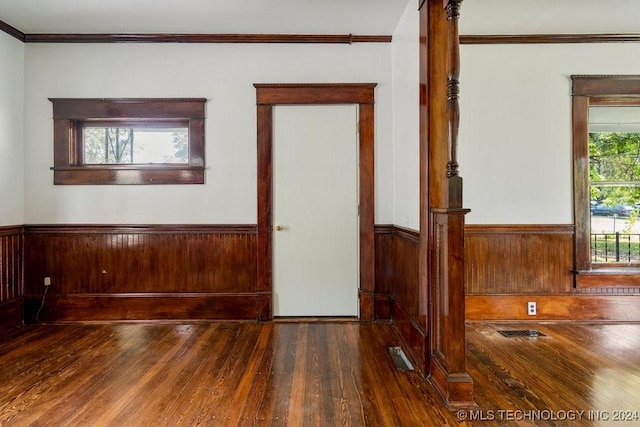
xmin=275 ymin=225 xmax=284 ymax=231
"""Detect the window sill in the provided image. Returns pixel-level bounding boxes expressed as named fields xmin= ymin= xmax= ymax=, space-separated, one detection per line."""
xmin=50 ymin=166 xmax=205 ymax=185
xmin=575 ymin=268 xmax=640 ymax=288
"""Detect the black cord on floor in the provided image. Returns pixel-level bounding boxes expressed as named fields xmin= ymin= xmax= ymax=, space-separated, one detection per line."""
xmin=35 ymin=285 xmax=49 ymax=322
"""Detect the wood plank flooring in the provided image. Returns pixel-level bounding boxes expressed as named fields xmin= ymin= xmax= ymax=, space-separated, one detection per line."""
xmin=0 ymin=321 xmax=639 ymax=426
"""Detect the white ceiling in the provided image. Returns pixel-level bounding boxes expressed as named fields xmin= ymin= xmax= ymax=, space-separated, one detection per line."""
xmin=0 ymin=0 xmax=410 ymax=35
xmin=0 ymin=0 xmax=639 ymax=36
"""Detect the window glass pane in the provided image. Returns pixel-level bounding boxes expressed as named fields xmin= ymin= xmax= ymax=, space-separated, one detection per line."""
xmin=83 ymin=126 xmax=189 ymax=164
xmin=589 ymin=124 xmax=640 ymax=263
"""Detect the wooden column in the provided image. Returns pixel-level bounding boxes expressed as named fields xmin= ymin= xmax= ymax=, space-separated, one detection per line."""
xmin=419 ymin=0 xmax=474 ymax=407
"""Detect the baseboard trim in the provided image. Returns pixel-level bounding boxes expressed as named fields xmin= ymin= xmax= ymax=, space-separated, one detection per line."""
xmin=0 ymin=298 xmax=23 ymax=335
xmin=24 ymin=293 xmax=260 ymax=322
xmin=466 ymin=294 xmax=640 ymax=321
xmin=374 ymin=293 xmax=392 ymax=321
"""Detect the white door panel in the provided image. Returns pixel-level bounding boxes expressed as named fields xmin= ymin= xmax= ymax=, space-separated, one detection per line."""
xmin=273 ymin=105 xmax=359 ymax=316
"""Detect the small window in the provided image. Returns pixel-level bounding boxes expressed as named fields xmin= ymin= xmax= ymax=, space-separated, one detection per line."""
xmin=49 ymin=98 xmax=206 ymax=185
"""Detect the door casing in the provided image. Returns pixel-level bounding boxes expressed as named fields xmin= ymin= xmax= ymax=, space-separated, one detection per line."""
xmin=254 ymin=83 xmax=377 ymax=320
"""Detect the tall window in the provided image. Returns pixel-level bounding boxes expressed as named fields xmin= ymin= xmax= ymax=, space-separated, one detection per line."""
xmin=50 ymin=98 xmax=206 ymax=185
xmin=573 ymin=76 xmax=640 ymax=279
xmin=588 ymin=109 xmax=640 ymax=263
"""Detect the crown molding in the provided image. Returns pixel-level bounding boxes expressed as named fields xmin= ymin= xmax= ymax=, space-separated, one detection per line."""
xmin=461 ymin=33 xmax=640 ymax=45
xmin=0 ymin=19 xmax=25 ymax=42
xmin=21 ymin=32 xmax=391 ymax=44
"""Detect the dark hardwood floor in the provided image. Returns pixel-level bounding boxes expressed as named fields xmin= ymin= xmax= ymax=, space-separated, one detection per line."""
xmin=0 ymin=321 xmax=639 ymax=426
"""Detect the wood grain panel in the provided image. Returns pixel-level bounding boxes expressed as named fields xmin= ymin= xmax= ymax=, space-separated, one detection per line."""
xmin=24 ymin=224 xmax=256 ymax=295
xmin=374 ymin=225 xmax=423 ymax=368
xmin=466 ymin=294 xmax=640 ymax=321
xmin=373 ymin=225 xmax=420 ymax=318
xmin=374 ymin=225 xmax=393 ymax=321
xmin=465 ymin=225 xmax=574 ymax=294
xmin=374 ymin=225 xmax=394 ymax=296
xmin=0 ymin=226 xmax=22 ymax=304
xmin=392 ymin=227 xmax=420 ymax=321
xmin=23 ymin=225 xmax=257 ymax=321
xmin=23 ymin=293 xmax=257 ymax=322
xmin=0 ymin=226 xmax=23 ymax=335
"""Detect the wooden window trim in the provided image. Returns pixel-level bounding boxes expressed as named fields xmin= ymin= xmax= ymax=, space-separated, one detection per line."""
xmin=49 ymin=98 xmax=206 ymax=185
xmin=572 ymin=76 xmax=640 ymax=284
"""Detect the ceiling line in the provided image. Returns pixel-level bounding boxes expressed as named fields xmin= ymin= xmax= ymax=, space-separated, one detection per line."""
xmin=461 ymin=33 xmax=640 ymax=45
xmin=0 ymin=19 xmax=391 ymax=44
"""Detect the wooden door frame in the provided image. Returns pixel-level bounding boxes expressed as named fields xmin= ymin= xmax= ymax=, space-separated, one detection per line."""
xmin=254 ymin=83 xmax=377 ymax=320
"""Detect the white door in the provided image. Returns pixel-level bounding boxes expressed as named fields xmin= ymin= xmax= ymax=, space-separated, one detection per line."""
xmin=273 ymin=105 xmax=359 ymax=317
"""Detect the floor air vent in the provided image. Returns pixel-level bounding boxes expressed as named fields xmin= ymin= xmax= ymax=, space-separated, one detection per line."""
xmin=498 ymin=330 xmax=546 ymax=338
xmin=388 ymin=347 xmax=414 ymax=371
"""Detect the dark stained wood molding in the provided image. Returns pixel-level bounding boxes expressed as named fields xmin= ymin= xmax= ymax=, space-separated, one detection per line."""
xmin=50 ymin=167 xmax=206 ymax=186
xmin=23 ymin=33 xmax=391 ymax=44
xmin=49 ymin=98 xmax=207 ymax=119
xmin=0 ymin=225 xmax=23 ymax=237
xmin=571 ymin=76 xmax=640 ymax=284
xmin=0 ymin=19 xmax=25 ymax=42
xmin=421 ymin=0 xmax=473 ymax=408
xmin=373 ymin=224 xmax=394 ymax=234
xmin=417 ymin=0 xmax=430 ymax=378
xmin=392 ymin=225 xmax=420 ymax=243
xmin=575 ymin=270 xmax=640 ymax=288
xmin=572 ymin=75 xmax=640 ymax=96
xmin=254 ymin=83 xmax=377 ymax=321
xmin=23 ymin=293 xmax=259 ymax=323
xmin=23 ymin=224 xmax=257 ymax=234
xmin=461 ymin=33 xmax=640 ymax=45
xmin=49 ymin=98 xmax=206 ymax=185
xmin=466 ymin=294 xmax=640 ymax=321
xmin=255 ymin=84 xmax=376 ymax=105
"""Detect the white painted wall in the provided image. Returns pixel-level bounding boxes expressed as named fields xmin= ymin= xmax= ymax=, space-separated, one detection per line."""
xmin=459 ymin=43 xmax=640 ymax=224
xmin=0 ymin=32 xmax=24 ymax=226
xmin=391 ymin=0 xmax=419 ymax=231
xmin=23 ymin=43 xmax=393 ymax=224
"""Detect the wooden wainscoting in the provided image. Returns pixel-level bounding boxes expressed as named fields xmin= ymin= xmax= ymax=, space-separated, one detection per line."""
xmin=374 ymin=225 xmax=394 ymax=321
xmin=23 ymin=225 xmax=258 ymax=322
xmin=0 ymin=226 xmax=23 ymax=335
xmin=374 ymin=225 xmax=424 ymax=372
xmin=465 ymin=224 xmax=640 ymax=321
xmin=465 ymin=224 xmax=574 ymax=294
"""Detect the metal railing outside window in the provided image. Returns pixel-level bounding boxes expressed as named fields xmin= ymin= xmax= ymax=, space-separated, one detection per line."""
xmin=591 ymin=232 xmax=640 ymax=263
